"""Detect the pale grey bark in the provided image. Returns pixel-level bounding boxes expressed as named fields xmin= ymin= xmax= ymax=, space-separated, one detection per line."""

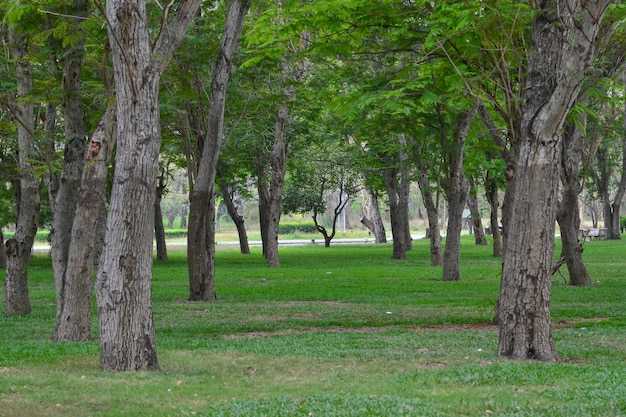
xmin=468 ymin=179 xmax=488 ymax=245
xmin=498 ymin=0 xmax=612 ymax=362
xmin=187 ymin=0 xmax=250 ymax=299
xmin=441 ymin=105 xmax=477 ymax=282
xmin=96 ymin=0 xmax=201 ymax=371
xmin=5 ymin=28 xmax=39 ymax=316
xmin=53 ymin=108 xmax=115 ymax=342
xmin=361 ymin=187 xmax=386 ymax=243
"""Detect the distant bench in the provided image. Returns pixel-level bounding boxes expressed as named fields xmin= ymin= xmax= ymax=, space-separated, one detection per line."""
xmin=578 ymin=228 xmax=607 ymax=241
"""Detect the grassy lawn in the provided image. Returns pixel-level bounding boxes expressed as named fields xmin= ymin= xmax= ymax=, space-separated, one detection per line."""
xmin=0 ymin=236 xmax=625 ymax=416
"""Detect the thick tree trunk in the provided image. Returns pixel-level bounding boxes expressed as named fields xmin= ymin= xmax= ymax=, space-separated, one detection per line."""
xmin=97 ymin=0 xmax=201 ymax=371
xmin=52 ymin=10 xmax=89 ymax=334
xmin=53 ymin=109 xmax=115 ymax=342
xmin=441 ymin=106 xmax=477 ymax=281
xmin=219 ymin=182 xmax=250 ymax=255
xmin=363 ymin=187 xmax=386 ymax=243
xmin=187 ymin=0 xmax=249 ymax=298
xmin=498 ymin=0 xmax=610 ymax=362
xmin=468 ymin=179 xmax=488 ymax=245
xmin=556 ymin=123 xmax=591 ymax=287
xmin=5 ymin=29 xmax=39 ymax=316
xmin=604 ymin=130 xmax=626 ymax=239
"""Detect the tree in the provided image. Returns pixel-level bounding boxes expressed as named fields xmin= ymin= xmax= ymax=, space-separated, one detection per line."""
xmin=497 ymin=0 xmax=614 ymax=362
xmin=187 ymin=0 xmax=250 ymax=301
xmin=4 ymin=25 xmax=40 ymax=315
xmin=96 ymin=0 xmax=201 ymax=371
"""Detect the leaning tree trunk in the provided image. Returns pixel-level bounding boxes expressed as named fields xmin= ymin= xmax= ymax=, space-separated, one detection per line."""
xmin=5 ymin=29 xmax=39 ymax=316
xmin=498 ymin=0 xmax=610 ymax=362
xmin=219 ymin=181 xmax=250 ymax=255
xmin=556 ymin=123 xmax=591 ymax=287
xmin=53 ymin=108 xmax=115 ymax=342
xmin=441 ymin=105 xmax=477 ymax=281
xmin=187 ymin=0 xmax=249 ymax=298
xmin=97 ymin=0 xmax=201 ymax=371
xmin=363 ymin=187 xmax=386 ymax=243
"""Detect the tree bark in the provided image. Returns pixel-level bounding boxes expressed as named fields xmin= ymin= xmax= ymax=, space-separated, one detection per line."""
xmin=0 ymin=224 xmax=6 ymax=269
xmin=53 ymin=108 xmax=115 ymax=342
xmin=97 ymin=0 xmax=201 ymax=371
xmin=362 ymin=187 xmax=386 ymax=243
xmin=556 ymin=123 xmax=591 ymax=286
xmin=187 ymin=0 xmax=249 ymax=299
xmin=5 ymin=29 xmax=39 ymax=316
xmin=468 ymin=178 xmax=488 ymax=245
xmin=218 ymin=180 xmax=250 ymax=255
xmin=261 ymin=104 xmax=290 ymax=267
xmin=485 ymin=172 xmax=503 ymax=257
xmin=52 ymin=3 xmax=89 ymax=337
xmin=498 ymin=0 xmax=611 ymax=362
xmin=155 ymin=172 xmax=168 ymax=263
xmin=441 ymin=105 xmax=477 ymax=281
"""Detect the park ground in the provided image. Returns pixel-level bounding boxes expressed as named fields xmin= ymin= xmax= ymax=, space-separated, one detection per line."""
xmin=0 ymin=234 xmax=625 ymax=416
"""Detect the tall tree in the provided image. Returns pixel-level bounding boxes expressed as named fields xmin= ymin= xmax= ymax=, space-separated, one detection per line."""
xmin=187 ymin=0 xmax=250 ymax=301
xmin=96 ymin=0 xmax=201 ymax=371
xmin=4 ymin=26 xmax=39 ymax=315
xmin=497 ymin=0 xmax=613 ymax=362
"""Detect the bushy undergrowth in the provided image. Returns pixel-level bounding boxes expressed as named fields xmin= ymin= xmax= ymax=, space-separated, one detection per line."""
xmin=0 ymin=236 xmax=625 ymax=416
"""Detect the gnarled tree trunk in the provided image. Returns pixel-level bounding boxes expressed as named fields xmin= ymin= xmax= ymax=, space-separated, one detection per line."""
xmin=498 ymin=0 xmax=611 ymax=362
xmin=5 ymin=29 xmax=39 ymax=316
xmin=361 ymin=187 xmax=386 ymax=243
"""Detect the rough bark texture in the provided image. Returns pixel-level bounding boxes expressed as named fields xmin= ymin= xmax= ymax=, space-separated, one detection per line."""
xmin=411 ymin=134 xmax=443 ymax=267
xmin=53 ymin=109 xmax=115 ymax=342
xmin=362 ymin=188 xmax=386 ymax=243
xmin=5 ymin=29 xmax=39 ymax=316
xmin=97 ymin=0 xmax=201 ymax=371
xmin=187 ymin=0 xmax=249 ymax=298
xmin=51 ymin=4 xmax=89 ymax=340
xmin=468 ymin=180 xmax=488 ymax=246
xmin=219 ymin=180 xmax=250 ymax=255
xmin=485 ymin=173 xmax=503 ymax=257
xmin=261 ymin=104 xmax=290 ymax=267
xmin=498 ymin=0 xmax=611 ymax=362
xmin=556 ymin=123 xmax=591 ymax=286
xmin=441 ymin=106 xmax=477 ymax=281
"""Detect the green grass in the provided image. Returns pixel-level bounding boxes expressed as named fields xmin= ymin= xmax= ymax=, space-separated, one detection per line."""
xmin=0 ymin=237 xmax=625 ymax=416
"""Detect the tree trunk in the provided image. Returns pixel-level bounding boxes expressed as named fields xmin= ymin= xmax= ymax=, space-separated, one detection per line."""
xmin=441 ymin=106 xmax=477 ymax=281
xmin=53 ymin=108 xmax=115 ymax=342
xmin=363 ymin=187 xmax=386 ymax=243
xmin=485 ymin=173 xmax=503 ymax=257
xmin=187 ymin=0 xmax=249 ymax=298
xmin=0 ymin=224 xmax=6 ymax=269
xmin=5 ymin=29 xmax=39 ymax=316
xmin=468 ymin=179 xmax=488 ymax=245
xmin=97 ymin=0 xmax=201 ymax=371
xmin=264 ymin=104 xmax=290 ymax=267
xmin=155 ymin=180 xmax=168 ymax=262
xmin=418 ymin=173 xmax=443 ymax=266
xmin=605 ymin=127 xmax=626 ymax=239
xmin=498 ymin=0 xmax=610 ymax=362
xmin=556 ymin=123 xmax=591 ymax=287
xmin=383 ymin=134 xmax=411 ymax=260
xmin=52 ymin=7 xmax=89 ymax=334
xmin=219 ymin=180 xmax=250 ymax=255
